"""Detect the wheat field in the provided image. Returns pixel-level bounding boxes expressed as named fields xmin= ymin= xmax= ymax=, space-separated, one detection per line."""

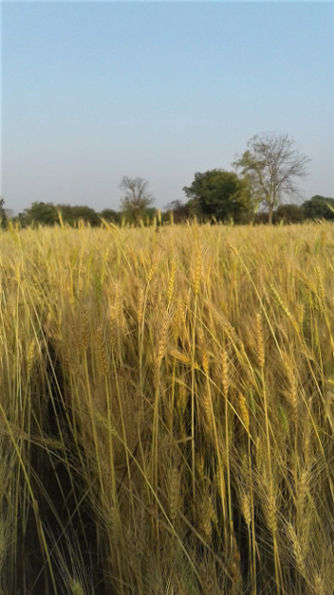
xmin=0 ymin=222 xmax=333 ymax=594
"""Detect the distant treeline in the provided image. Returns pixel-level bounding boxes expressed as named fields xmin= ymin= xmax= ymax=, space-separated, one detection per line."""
xmin=2 ymin=132 xmax=333 ymax=228
xmin=2 ymin=194 xmax=334 ymax=229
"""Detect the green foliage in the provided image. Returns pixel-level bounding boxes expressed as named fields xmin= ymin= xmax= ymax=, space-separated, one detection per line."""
xmin=143 ymin=206 xmax=157 ymax=223
xmin=274 ymin=203 xmax=304 ymax=224
xmin=164 ymin=200 xmax=191 ymax=223
xmin=183 ymin=169 xmax=254 ymax=222
xmin=58 ymin=204 xmax=100 ymax=226
xmin=21 ymin=202 xmax=102 ymax=227
xmin=0 ymin=196 xmax=8 ymax=228
xmin=301 ymin=195 xmax=334 ymax=220
xmin=25 ymin=201 xmax=59 ymax=226
xmin=99 ymin=208 xmax=121 ymax=224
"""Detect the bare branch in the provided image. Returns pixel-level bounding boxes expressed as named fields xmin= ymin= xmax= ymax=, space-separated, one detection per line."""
xmin=119 ymin=176 xmax=154 ymax=223
xmin=233 ymin=133 xmax=310 ymax=223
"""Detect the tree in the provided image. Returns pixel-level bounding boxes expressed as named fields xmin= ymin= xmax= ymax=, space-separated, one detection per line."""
xmin=99 ymin=209 xmax=121 ymax=224
xmin=274 ymin=203 xmax=303 ymax=224
xmin=183 ymin=169 xmax=254 ymax=223
xmin=164 ymin=200 xmax=191 ymax=223
xmin=25 ymin=202 xmax=58 ymax=226
xmin=0 ymin=197 xmax=8 ymax=229
xmin=119 ymin=176 xmax=154 ymax=224
xmin=301 ymin=195 xmax=334 ymax=220
xmin=58 ymin=204 xmax=100 ymax=226
xmin=234 ymin=133 xmax=310 ymax=224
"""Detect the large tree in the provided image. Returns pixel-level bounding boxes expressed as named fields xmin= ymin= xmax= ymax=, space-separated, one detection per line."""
xmin=234 ymin=133 xmax=310 ymax=224
xmin=120 ymin=176 xmax=154 ymax=224
xmin=183 ymin=169 xmax=254 ymax=223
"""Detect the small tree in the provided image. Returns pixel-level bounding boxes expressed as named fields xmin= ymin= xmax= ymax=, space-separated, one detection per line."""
xmin=120 ymin=176 xmax=154 ymax=224
xmin=234 ymin=133 xmax=310 ymax=224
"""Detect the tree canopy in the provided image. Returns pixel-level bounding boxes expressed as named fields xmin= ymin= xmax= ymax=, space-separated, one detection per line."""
xmin=183 ymin=169 xmax=254 ymax=222
xmin=59 ymin=205 xmax=100 ymax=226
xmin=21 ymin=202 xmax=101 ymax=227
xmin=99 ymin=209 xmax=121 ymax=224
xmin=302 ymin=195 xmax=334 ymax=220
xmin=274 ymin=203 xmax=303 ymax=224
xmin=26 ymin=202 xmax=59 ymax=226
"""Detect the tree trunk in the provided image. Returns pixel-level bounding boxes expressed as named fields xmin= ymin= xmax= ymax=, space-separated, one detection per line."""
xmin=268 ymin=207 xmax=273 ymax=225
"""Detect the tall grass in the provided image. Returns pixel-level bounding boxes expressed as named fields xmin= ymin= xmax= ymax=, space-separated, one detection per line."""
xmin=0 ymin=222 xmax=333 ymax=594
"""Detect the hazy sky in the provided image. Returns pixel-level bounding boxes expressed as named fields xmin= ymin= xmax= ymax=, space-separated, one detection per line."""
xmin=2 ymin=1 xmax=334 ymax=214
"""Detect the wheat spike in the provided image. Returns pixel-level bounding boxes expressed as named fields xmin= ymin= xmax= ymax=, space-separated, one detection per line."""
xmin=158 ymin=313 xmax=169 ymax=359
xmin=97 ymin=326 xmax=108 ymax=375
xmin=167 ymin=260 xmax=176 ymax=306
xmin=296 ymin=468 xmax=309 ymax=514
xmin=287 ymin=522 xmax=306 ymax=576
xmin=241 ymin=492 xmax=251 ymax=527
xmin=256 ymin=313 xmax=265 ymax=369
xmin=26 ymin=338 xmax=36 ymax=377
xmin=238 ymin=393 xmax=249 ymax=433
xmin=168 ymin=347 xmax=191 ymax=365
xmin=283 ymin=354 xmax=298 ymax=420
xmin=82 ymin=307 xmax=89 ymax=350
xmin=136 ymin=285 xmax=144 ymax=326
xmin=267 ymin=488 xmax=277 ymax=535
xmin=222 ymin=350 xmax=229 ymax=396
xmin=313 ymin=573 xmax=325 ymax=595
xmin=192 ymin=248 xmax=202 ymax=296
xmin=203 ymin=389 xmax=213 ymax=430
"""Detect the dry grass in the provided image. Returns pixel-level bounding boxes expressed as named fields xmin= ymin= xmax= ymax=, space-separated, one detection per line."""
xmin=0 ymin=221 xmax=333 ymax=594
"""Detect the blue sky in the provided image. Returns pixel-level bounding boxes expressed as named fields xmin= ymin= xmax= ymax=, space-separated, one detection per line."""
xmin=2 ymin=1 xmax=334 ymax=213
